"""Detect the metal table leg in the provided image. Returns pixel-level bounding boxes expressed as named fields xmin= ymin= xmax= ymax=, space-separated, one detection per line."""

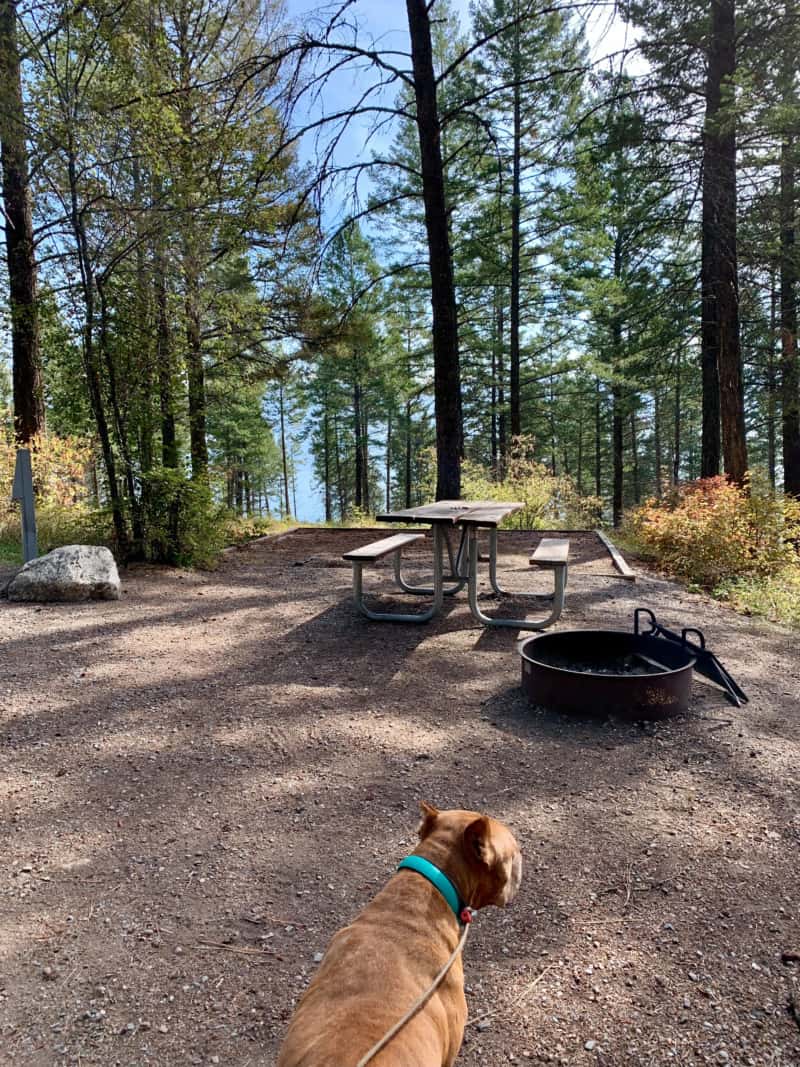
xmin=392 ymin=524 xmax=467 ymax=596
xmin=468 ymin=527 xmax=567 ymax=630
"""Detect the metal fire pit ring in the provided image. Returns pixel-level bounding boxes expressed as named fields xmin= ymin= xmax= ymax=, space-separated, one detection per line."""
xmin=519 ymin=609 xmax=748 ymax=720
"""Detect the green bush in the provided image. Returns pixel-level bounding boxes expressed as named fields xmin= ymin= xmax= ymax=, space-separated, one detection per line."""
xmin=141 ymin=469 xmax=229 ymax=568
xmin=715 ymin=568 xmax=800 ymax=628
xmin=461 ymin=438 xmax=602 ymax=529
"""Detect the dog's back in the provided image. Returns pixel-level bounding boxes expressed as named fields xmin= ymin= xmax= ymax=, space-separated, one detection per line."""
xmin=277 ymin=805 xmax=522 ymax=1067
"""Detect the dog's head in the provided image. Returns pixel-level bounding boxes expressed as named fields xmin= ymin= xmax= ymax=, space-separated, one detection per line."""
xmin=417 ymin=801 xmax=522 ymax=911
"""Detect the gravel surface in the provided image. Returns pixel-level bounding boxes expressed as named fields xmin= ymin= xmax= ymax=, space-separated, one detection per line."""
xmin=1 ymin=528 xmax=798 ymax=1066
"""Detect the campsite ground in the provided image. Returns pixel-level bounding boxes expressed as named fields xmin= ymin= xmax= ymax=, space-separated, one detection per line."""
xmin=1 ymin=528 xmax=798 ymax=1066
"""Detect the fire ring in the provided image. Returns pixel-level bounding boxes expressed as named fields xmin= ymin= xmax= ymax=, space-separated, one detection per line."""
xmin=519 ymin=609 xmax=747 ymax=720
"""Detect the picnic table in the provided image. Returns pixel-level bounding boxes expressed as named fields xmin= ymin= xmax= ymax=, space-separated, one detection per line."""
xmin=342 ymin=499 xmax=569 ymax=630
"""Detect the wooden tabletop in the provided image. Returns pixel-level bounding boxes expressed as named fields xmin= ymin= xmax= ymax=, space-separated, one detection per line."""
xmin=376 ymin=500 xmax=524 ymax=528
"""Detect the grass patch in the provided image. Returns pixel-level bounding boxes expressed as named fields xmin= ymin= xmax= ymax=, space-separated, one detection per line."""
xmin=0 ymin=537 xmax=21 ymax=564
xmin=715 ymin=567 xmax=800 ymax=628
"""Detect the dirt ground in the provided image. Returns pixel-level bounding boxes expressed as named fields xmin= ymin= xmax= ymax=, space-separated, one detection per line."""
xmin=1 ymin=527 xmax=799 ymax=1067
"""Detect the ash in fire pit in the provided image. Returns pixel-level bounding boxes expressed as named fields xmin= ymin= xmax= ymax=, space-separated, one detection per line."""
xmin=537 ymin=651 xmax=670 ymax=677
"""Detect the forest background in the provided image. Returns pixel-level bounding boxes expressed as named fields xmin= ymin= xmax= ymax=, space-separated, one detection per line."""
xmin=1 ymin=0 xmax=799 ymax=622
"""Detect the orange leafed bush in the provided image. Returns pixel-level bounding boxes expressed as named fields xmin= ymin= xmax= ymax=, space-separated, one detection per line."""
xmin=0 ymin=432 xmax=96 ymax=509
xmin=0 ymin=432 xmax=107 ymax=559
xmin=627 ymin=473 xmax=800 ymax=588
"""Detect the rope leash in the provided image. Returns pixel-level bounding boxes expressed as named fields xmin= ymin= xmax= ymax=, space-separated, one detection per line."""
xmin=354 ymin=912 xmax=472 ymax=1067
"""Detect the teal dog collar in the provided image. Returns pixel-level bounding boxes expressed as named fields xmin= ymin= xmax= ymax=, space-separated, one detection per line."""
xmin=397 ymin=856 xmax=466 ymax=923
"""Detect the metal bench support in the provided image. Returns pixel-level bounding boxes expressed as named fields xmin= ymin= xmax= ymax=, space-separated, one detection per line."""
xmin=468 ymin=528 xmax=567 ymax=630
xmin=348 ymin=526 xmax=444 ymax=623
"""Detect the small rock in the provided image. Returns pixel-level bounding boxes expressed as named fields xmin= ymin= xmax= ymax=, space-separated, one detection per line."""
xmin=313 ymin=952 xmax=324 ymax=963
xmin=584 ymin=1040 xmax=597 ymax=1051
xmin=477 ymin=1020 xmax=491 ymax=1032
xmin=41 ymin=966 xmax=58 ymax=981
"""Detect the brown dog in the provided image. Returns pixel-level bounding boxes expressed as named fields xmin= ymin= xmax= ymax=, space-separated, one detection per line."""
xmin=277 ymin=802 xmax=522 ymax=1067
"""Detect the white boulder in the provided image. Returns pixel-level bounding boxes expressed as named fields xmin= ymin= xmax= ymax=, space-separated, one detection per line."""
xmin=7 ymin=545 xmax=120 ymax=603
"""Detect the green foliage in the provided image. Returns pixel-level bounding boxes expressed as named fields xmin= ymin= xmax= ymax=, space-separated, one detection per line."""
xmin=140 ymin=469 xmax=228 ymax=568
xmin=626 ymin=473 xmax=800 ymax=587
xmin=461 ymin=437 xmax=603 ymax=529
xmin=715 ymin=567 xmax=800 ymax=629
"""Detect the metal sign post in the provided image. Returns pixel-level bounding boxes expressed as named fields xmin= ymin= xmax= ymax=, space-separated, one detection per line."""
xmin=11 ymin=448 xmax=38 ymax=562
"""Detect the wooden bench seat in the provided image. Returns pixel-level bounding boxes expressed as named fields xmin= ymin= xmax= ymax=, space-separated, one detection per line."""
xmin=343 ymin=531 xmax=439 ymax=623
xmin=343 ymin=532 xmax=425 ymax=562
xmin=530 ymin=537 xmax=570 ymax=568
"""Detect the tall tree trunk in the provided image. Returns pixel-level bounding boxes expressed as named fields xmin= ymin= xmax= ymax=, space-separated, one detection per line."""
xmin=612 ymin=383 xmax=624 ymax=527
xmin=184 ymin=251 xmax=208 ymax=480
xmin=406 ymin=0 xmax=462 ymax=498
xmin=334 ymin=412 xmax=346 ymax=519
xmin=768 ymin=273 xmax=778 ymax=487
xmin=0 ymin=0 xmax=44 ymax=443
xmin=155 ymin=248 xmax=178 ymax=469
xmin=497 ymin=290 xmax=507 ymax=468
xmin=405 ymin=399 xmax=413 ymax=508
xmin=361 ymin=405 xmax=370 ymax=513
xmin=701 ymin=0 xmax=746 ymax=482
xmin=612 ymin=233 xmax=624 ymax=527
xmin=66 ymin=142 xmax=128 ymax=553
xmin=353 ymin=375 xmax=363 ymax=510
xmin=509 ymin=1 xmax=522 ymax=439
xmin=630 ymin=406 xmax=640 ymax=504
xmin=780 ymin=92 xmax=800 ymax=494
xmin=673 ymin=349 xmax=682 ymax=485
xmin=594 ymin=376 xmax=602 ymax=498
xmin=654 ymin=389 xmax=663 ymax=499
xmin=490 ymin=302 xmax=498 ymax=469
xmin=385 ymin=413 xmax=392 ymax=512
xmin=323 ymin=397 xmax=332 ymax=523
xmin=279 ymin=381 xmax=291 ymax=517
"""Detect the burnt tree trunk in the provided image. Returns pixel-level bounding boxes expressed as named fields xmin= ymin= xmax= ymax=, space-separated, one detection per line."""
xmin=0 ymin=0 xmax=44 ymax=443
xmin=406 ymin=0 xmax=462 ymax=498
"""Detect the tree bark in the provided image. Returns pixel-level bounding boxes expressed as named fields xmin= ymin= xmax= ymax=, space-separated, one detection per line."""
xmin=594 ymin=376 xmax=602 ymax=498
xmin=673 ymin=349 xmax=682 ymax=485
xmin=406 ymin=0 xmax=462 ymax=498
xmin=353 ymin=374 xmax=363 ymax=510
xmin=509 ymin=0 xmax=522 ymax=439
xmin=768 ymin=274 xmax=778 ymax=487
xmin=701 ymin=0 xmax=747 ymax=482
xmin=279 ymin=381 xmax=291 ymax=517
xmin=184 ymin=251 xmax=209 ymax=480
xmin=0 ymin=0 xmax=44 ymax=443
xmin=780 ymin=60 xmax=800 ymax=494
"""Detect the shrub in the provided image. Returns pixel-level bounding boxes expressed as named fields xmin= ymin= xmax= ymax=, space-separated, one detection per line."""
xmin=626 ymin=472 xmax=800 ymax=588
xmin=715 ymin=568 xmax=800 ymax=628
xmin=141 ymin=469 xmax=230 ymax=568
xmin=0 ymin=432 xmax=108 ymax=561
xmin=461 ymin=438 xmax=603 ymax=529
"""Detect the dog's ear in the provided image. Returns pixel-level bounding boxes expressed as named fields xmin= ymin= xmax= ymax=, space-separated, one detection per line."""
xmin=463 ymin=815 xmax=496 ymax=868
xmin=418 ymin=801 xmax=439 ymax=840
